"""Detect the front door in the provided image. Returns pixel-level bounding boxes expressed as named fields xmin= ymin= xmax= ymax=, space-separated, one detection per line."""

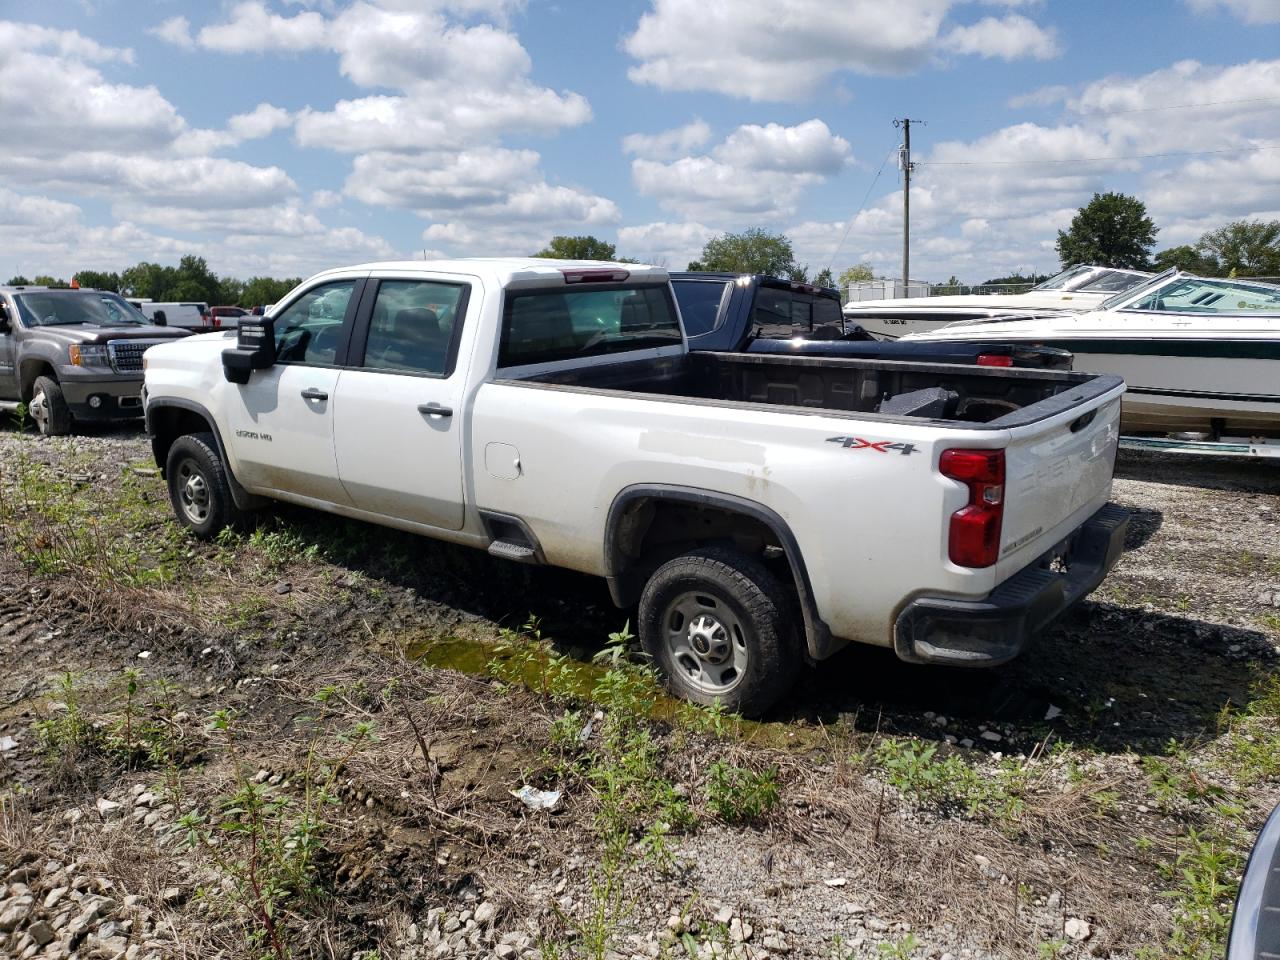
xmin=0 ymin=297 xmax=17 ymax=400
xmin=332 ymin=276 xmax=471 ymax=529
xmin=224 ymin=279 xmax=362 ymax=504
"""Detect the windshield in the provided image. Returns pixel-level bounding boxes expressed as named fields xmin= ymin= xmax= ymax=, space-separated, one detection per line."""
xmin=1074 ymin=269 xmax=1150 ymax=293
xmin=1033 ymin=265 xmax=1094 ymax=291
xmin=499 ymin=284 xmax=682 ymax=367
xmin=1099 ymin=268 xmax=1180 ymax=311
xmin=1124 ymin=276 xmax=1280 ymax=314
xmin=14 ymin=291 xmax=147 ymax=327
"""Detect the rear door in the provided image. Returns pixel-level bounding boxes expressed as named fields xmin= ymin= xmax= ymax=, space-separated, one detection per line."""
xmin=331 ymin=275 xmax=472 ymax=529
xmin=223 ymin=278 xmax=362 ymax=504
xmin=0 ymin=296 xmax=17 ymax=399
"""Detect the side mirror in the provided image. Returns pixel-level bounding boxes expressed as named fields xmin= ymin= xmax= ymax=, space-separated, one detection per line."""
xmin=221 ymin=317 xmax=276 ymax=384
xmin=153 ymin=309 xmax=168 ymax=327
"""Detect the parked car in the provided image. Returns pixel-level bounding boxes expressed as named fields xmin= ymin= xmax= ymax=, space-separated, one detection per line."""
xmin=209 ymin=306 xmax=248 ymax=329
xmin=129 ymin=300 xmax=211 ymax=331
xmin=1228 ymin=800 xmax=1280 ymax=959
xmin=0 ymin=285 xmax=190 ymax=435
xmin=143 ymin=258 xmax=1128 ymax=715
xmin=671 ymin=272 xmax=1073 ymax=369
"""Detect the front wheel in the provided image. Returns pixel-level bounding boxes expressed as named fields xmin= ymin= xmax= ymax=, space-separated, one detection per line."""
xmin=30 ymin=376 xmax=71 ymax=437
xmin=638 ymin=546 xmax=800 ymax=717
xmin=166 ymin=433 xmax=248 ymax=539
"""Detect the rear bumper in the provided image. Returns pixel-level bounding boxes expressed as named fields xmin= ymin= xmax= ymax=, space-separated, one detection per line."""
xmin=61 ymin=376 xmax=146 ymax=421
xmin=893 ymin=502 xmax=1129 ymax=667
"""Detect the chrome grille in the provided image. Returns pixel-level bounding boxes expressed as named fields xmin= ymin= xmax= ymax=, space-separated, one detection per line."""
xmin=106 ymin=339 xmax=166 ymax=374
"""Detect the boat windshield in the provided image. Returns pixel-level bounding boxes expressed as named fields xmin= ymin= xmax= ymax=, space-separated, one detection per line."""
xmin=1074 ymin=269 xmax=1151 ymax=293
xmin=1122 ymin=276 xmax=1280 ymax=314
xmin=1033 ymin=265 xmax=1095 ymax=291
xmin=1099 ymin=269 xmax=1179 ymax=310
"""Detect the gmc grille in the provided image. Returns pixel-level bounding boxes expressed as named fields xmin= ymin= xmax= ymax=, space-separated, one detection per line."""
xmin=107 ymin=339 xmax=166 ymax=374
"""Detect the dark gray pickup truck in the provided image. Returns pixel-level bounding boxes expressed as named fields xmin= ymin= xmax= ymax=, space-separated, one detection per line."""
xmin=0 ymin=286 xmax=189 ymax=436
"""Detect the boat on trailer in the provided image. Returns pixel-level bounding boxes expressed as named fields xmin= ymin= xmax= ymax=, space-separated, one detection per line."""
xmin=899 ymin=269 xmax=1280 ymax=453
xmin=844 ymin=265 xmax=1153 ymax=340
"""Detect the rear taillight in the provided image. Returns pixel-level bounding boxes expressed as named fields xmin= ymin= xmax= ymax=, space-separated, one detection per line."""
xmin=211 ymin=316 xmax=221 ymax=329
xmin=939 ymin=448 xmax=1005 ymax=568
xmin=976 ymin=353 xmax=1013 ymax=367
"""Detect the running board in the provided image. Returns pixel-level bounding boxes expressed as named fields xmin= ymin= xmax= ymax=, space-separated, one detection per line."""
xmin=0 ymin=401 xmax=21 ymax=413
xmin=487 ymin=539 xmax=538 ymax=563
xmin=1120 ymin=435 xmax=1280 ymax=459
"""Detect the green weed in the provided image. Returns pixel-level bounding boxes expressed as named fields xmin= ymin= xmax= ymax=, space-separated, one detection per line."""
xmin=705 ymin=761 xmax=780 ymax=823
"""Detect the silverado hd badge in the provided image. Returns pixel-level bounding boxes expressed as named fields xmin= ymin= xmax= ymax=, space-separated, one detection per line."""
xmin=826 ymin=436 xmax=918 ymax=455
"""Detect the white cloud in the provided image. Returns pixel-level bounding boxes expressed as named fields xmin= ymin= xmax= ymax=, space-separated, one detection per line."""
xmin=148 ymin=16 xmax=194 ymax=49
xmin=197 ymin=2 xmax=329 ymax=53
xmin=631 ymin=120 xmax=852 ymax=221
xmin=941 ymin=14 xmax=1059 ymax=61
xmin=616 ymin=221 xmax=717 ymax=269
xmin=622 ymin=121 xmax=712 ymax=161
xmin=624 ymin=0 xmax=1059 ymax=102
xmin=1185 ymin=0 xmax=1280 ymax=23
xmin=0 ymin=21 xmax=134 ymax=64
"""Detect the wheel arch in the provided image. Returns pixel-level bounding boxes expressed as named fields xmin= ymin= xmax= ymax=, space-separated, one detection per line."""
xmin=19 ymin=359 xmax=57 ymax=400
xmin=603 ymin=483 xmax=839 ymax=660
xmin=145 ymin=397 xmax=265 ymax=511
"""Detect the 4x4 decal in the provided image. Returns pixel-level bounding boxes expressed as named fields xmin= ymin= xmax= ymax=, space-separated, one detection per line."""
xmin=826 ymin=436 xmax=918 ymax=456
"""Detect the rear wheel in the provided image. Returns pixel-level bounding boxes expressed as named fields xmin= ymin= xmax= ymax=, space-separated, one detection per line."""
xmin=30 ymin=376 xmax=71 ymax=437
xmin=166 ymin=433 xmax=247 ymax=539
xmin=638 ymin=546 xmax=800 ymax=717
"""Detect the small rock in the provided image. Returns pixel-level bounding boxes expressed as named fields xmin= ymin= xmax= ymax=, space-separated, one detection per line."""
xmin=823 ymin=877 xmax=847 ymax=887
xmin=28 ymin=920 xmax=55 ymax=946
xmin=160 ymin=888 xmax=183 ymax=906
xmin=474 ymin=902 xmax=495 ymax=926
xmin=980 ymin=730 xmax=1002 ymax=743
xmin=1044 ymin=704 xmax=1063 ymax=721
xmin=1064 ymin=918 xmax=1093 ymax=942
xmin=275 ymin=581 xmax=292 ymax=595
xmin=495 ymin=946 xmax=517 ymax=960
xmin=96 ymin=799 xmax=124 ymax=820
xmin=0 ymin=736 xmax=17 ymax=752
xmin=0 ymin=897 xmax=33 ymax=931
xmin=761 ymin=935 xmax=790 ymax=954
xmin=729 ymin=918 xmax=752 ymax=943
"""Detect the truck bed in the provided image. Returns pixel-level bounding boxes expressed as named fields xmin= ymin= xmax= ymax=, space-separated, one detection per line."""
xmin=510 ymin=351 xmax=1121 ymax=428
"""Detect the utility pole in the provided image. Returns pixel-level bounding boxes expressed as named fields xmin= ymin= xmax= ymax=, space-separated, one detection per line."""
xmin=894 ymin=118 xmax=920 ymax=296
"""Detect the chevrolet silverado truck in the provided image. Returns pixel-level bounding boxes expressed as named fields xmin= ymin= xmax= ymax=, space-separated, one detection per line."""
xmin=672 ymin=272 xmax=1073 ymax=369
xmin=0 ymin=285 xmax=189 ymax=436
xmin=143 ymin=258 xmax=1129 ymax=715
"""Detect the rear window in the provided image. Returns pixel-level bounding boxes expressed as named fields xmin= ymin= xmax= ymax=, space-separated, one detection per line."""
xmin=671 ymin=279 xmax=731 ymax=337
xmin=751 ymin=287 xmax=846 ymax=340
xmin=499 ymin=284 xmax=682 ymax=367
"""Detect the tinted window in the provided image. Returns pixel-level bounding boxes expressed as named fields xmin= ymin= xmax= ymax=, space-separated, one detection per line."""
xmin=363 ymin=280 xmax=465 ymax=376
xmin=751 ymin=287 xmax=845 ymax=339
xmin=273 ymin=281 xmax=356 ymax=365
xmin=671 ymin=280 xmax=731 ymax=337
xmin=499 ymin=285 xmax=681 ymax=367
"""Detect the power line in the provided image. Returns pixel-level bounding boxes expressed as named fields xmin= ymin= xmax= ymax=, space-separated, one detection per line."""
xmin=826 ymin=145 xmax=897 ymax=272
xmin=917 ymin=141 xmax=1280 ymax=167
xmin=1075 ymin=94 xmax=1280 ymax=118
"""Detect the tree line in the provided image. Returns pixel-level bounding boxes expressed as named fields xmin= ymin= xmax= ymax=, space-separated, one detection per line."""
xmin=1055 ymin=192 xmax=1280 ymax=278
xmin=6 ymin=255 xmax=301 ymax=309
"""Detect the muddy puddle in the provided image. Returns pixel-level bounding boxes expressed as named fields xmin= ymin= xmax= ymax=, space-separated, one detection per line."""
xmin=404 ymin=634 xmax=825 ymax=753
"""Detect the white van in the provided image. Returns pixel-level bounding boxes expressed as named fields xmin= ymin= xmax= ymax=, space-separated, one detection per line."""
xmin=129 ymin=301 xmax=210 ymax=331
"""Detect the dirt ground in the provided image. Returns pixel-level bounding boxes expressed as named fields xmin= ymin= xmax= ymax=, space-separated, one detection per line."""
xmin=0 ymin=422 xmax=1277 ymax=960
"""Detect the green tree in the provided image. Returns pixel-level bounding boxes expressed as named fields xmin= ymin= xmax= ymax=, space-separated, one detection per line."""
xmin=1153 ymin=244 xmax=1220 ymax=275
xmin=242 ymin=276 xmax=301 ymax=308
xmin=1055 ymin=192 xmax=1158 ymax=270
xmin=1195 ymin=219 xmax=1280 ymax=277
xmin=533 ymin=235 xmax=618 ymax=260
xmin=6 ymin=276 xmax=31 ymax=286
xmin=32 ymin=275 xmax=68 ymax=288
xmin=73 ymin=270 xmax=121 ymax=292
xmin=688 ymin=228 xmax=795 ymax=275
xmin=813 ymin=268 xmax=835 ymax=289
xmin=120 ymin=262 xmax=171 ymax=299
xmin=217 ymin=277 xmax=246 ymax=306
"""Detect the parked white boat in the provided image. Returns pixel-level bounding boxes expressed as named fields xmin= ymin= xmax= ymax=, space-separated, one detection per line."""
xmin=900 ymin=270 xmax=1280 ymax=438
xmin=845 ymin=265 xmax=1153 ymax=339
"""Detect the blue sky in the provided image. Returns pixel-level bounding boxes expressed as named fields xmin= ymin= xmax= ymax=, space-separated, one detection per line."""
xmin=2 ymin=0 xmax=1279 ymax=285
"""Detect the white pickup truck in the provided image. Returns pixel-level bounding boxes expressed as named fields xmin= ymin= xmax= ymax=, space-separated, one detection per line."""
xmin=142 ymin=258 xmax=1129 ymax=715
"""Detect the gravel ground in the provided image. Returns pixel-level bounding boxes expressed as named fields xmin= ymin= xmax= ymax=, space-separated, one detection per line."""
xmin=0 ymin=423 xmax=1277 ymax=960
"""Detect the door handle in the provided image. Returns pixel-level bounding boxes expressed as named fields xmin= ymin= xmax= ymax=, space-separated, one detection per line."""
xmin=417 ymin=403 xmax=453 ymax=418
xmin=301 ymin=387 xmax=328 ymax=401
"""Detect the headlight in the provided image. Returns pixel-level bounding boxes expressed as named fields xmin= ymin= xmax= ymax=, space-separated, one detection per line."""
xmin=69 ymin=344 xmax=111 ymax=367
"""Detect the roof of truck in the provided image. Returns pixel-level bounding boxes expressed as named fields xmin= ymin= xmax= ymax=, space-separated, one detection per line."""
xmin=311 ymin=258 xmax=669 ymax=286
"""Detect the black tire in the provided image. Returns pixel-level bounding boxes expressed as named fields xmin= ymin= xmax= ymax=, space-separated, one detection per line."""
xmin=638 ymin=546 xmax=801 ymax=717
xmin=30 ymin=376 xmax=71 ymax=437
xmin=165 ymin=433 xmax=247 ymax=539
